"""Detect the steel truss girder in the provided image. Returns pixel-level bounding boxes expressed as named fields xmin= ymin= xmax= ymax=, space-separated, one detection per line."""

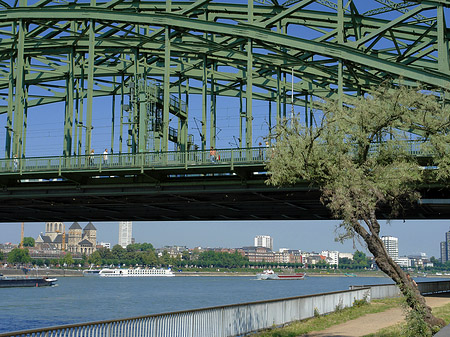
xmin=1 ymin=0 xmax=450 ymax=158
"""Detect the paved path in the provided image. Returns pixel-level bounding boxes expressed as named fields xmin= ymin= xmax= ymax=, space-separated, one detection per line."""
xmin=301 ymin=294 xmax=450 ymax=337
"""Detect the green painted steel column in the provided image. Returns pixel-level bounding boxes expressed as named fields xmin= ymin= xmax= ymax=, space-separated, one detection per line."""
xmin=239 ymin=81 xmax=243 ymax=149
xmin=210 ymin=62 xmax=216 ymax=149
xmin=183 ymin=73 xmax=189 ymax=151
xmin=163 ymin=26 xmax=171 ymax=152
xmin=202 ymin=55 xmax=207 ymax=151
xmin=246 ymin=38 xmax=253 ymax=148
xmin=437 ymin=4 xmax=449 ymax=73
xmin=246 ymin=0 xmax=253 ymax=148
xmin=85 ymin=16 xmax=95 ymax=155
xmin=337 ymin=0 xmax=344 ymax=106
xmin=64 ymin=47 xmax=75 ymax=157
xmin=77 ymin=73 xmax=85 ymax=157
xmin=22 ymin=83 xmax=28 ymax=158
xmin=119 ymin=74 xmax=124 ymax=154
xmin=13 ymin=17 xmax=25 ymax=158
xmin=5 ymin=42 xmax=14 ymax=158
xmin=163 ymin=0 xmax=171 ymax=152
xmin=132 ymin=49 xmax=139 ymax=154
xmin=139 ymin=84 xmax=146 ymax=153
xmin=276 ymin=66 xmax=281 ymax=125
xmin=177 ymin=75 xmax=182 ymax=151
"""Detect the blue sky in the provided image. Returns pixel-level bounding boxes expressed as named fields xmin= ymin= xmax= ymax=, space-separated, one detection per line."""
xmin=1 ymin=219 xmax=449 ymax=258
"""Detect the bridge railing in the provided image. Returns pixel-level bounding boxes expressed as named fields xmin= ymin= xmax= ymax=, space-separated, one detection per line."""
xmin=0 ymin=147 xmax=267 ymax=175
xmin=0 ymin=140 xmax=433 ymax=176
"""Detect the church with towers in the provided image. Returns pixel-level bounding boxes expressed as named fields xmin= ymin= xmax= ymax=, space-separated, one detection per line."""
xmin=35 ymin=221 xmax=97 ymax=256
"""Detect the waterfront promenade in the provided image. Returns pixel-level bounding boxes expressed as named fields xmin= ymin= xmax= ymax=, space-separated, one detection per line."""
xmin=302 ymin=293 xmax=450 ymax=337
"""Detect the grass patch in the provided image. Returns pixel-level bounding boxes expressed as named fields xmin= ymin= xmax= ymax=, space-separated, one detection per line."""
xmin=251 ymin=297 xmax=403 ymax=337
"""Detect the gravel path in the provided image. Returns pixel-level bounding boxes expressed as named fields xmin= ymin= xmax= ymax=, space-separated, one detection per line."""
xmin=300 ymin=294 xmax=450 ymax=337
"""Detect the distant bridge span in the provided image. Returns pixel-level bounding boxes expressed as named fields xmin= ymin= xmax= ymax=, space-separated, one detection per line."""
xmin=0 ymin=148 xmax=449 ymax=222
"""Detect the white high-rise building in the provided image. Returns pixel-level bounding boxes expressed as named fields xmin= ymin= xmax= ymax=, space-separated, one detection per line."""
xmin=254 ymin=235 xmax=273 ymax=251
xmin=382 ymin=236 xmax=399 ymax=261
xmin=118 ymin=221 xmax=133 ymax=248
xmin=321 ymin=250 xmax=339 ymax=266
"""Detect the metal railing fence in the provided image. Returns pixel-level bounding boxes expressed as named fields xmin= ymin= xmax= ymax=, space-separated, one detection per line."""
xmin=0 ymin=147 xmax=267 ymax=176
xmin=3 ymin=280 xmax=450 ymax=337
xmin=350 ymin=280 xmax=450 ymax=299
xmin=0 ymin=140 xmax=435 ymax=176
xmin=1 ymin=287 xmax=370 ymax=337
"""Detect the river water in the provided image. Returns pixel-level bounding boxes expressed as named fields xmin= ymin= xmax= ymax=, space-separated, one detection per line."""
xmin=0 ymin=274 xmax=438 ymax=333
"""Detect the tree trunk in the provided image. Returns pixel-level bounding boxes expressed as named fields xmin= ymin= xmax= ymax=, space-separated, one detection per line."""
xmin=364 ymin=232 xmax=445 ymax=328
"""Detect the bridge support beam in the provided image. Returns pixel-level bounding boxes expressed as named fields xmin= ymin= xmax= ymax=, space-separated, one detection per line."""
xmin=85 ymin=19 xmax=95 ymax=156
xmin=202 ymin=55 xmax=207 ymax=151
xmin=13 ymin=18 xmax=25 ymax=159
xmin=437 ymin=4 xmax=449 ymax=73
xmin=163 ymin=25 xmax=171 ymax=152
xmin=246 ymin=38 xmax=253 ymax=148
xmin=5 ymin=25 xmax=14 ymax=159
xmin=64 ymin=47 xmax=75 ymax=157
xmin=210 ymin=61 xmax=216 ymax=149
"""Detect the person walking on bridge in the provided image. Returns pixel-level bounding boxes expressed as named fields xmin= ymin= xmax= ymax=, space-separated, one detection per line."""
xmin=103 ymin=149 xmax=108 ymax=165
xmin=210 ymin=146 xmax=217 ymax=163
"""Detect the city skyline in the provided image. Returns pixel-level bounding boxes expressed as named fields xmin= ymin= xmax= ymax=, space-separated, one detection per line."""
xmin=1 ymin=219 xmax=449 ymax=258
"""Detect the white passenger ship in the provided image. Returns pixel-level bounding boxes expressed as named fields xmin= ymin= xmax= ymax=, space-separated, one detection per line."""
xmin=99 ymin=267 xmax=175 ymax=277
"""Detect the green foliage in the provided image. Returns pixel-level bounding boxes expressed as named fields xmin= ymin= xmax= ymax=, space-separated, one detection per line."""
xmin=401 ymin=289 xmax=434 ymax=337
xmin=23 ymin=237 xmax=35 ymax=247
xmin=0 ymin=250 xmax=4 ymax=261
xmin=126 ymin=243 xmax=154 ymax=252
xmin=353 ymin=297 xmax=369 ymax=308
xmin=195 ymin=250 xmax=249 ymax=268
xmin=267 ymin=84 xmax=450 ymax=328
xmin=267 ymin=84 xmax=450 ymax=239
xmin=402 ymin=307 xmax=432 ymax=337
xmin=339 ymin=251 xmax=371 ymax=269
xmin=314 ymin=307 xmax=320 ymax=318
xmin=60 ymin=252 xmax=74 ymax=266
xmin=34 ymin=259 xmax=44 ymax=266
xmin=7 ymin=248 xmax=31 ymax=264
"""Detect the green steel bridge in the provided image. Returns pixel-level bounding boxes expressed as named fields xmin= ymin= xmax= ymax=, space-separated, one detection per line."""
xmin=0 ymin=145 xmax=449 ymax=222
xmin=1 ymin=0 xmax=450 ymax=222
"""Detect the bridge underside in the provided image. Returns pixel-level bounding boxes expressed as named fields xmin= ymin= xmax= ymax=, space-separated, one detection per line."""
xmin=1 ymin=171 xmax=449 ymax=222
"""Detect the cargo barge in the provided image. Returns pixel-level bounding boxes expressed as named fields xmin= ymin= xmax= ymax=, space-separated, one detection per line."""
xmin=0 ymin=274 xmax=57 ymax=288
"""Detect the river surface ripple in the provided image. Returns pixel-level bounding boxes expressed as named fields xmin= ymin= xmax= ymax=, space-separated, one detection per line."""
xmin=0 ymin=275 xmax=437 ymax=333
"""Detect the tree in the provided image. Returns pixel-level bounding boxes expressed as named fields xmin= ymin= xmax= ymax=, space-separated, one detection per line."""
xmin=111 ymin=244 xmax=126 ymax=259
xmin=0 ymin=250 xmax=4 ymax=261
xmin=23 ymin=237 xmax=35 ymax=247
xmin=7 ymin=248 xmax=31 ymax=264
xmin=267 ymin=84 xmax=450 ymax=330
xmin=88 ymin=251 xmax=102 ymax=265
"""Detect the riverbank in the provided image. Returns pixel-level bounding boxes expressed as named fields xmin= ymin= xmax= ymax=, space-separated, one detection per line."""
xmin=0 ymin=268 xmax=83 ymax=277
xmin=175 ymin=270 xmax=390 ymax=278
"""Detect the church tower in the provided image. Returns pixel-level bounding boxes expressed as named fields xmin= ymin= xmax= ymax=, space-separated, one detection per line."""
xmin=45 ymin=222 xmax=64 ymax=241
xmin=83 ymin=222 xmax=97 ymax=247
xmin=68 ymin=221 xmax=82 ymax=253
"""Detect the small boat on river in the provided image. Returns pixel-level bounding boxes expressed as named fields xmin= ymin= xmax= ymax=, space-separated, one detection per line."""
xmin=0 ymin=274 xmax=57 ymax=288
xmin=99 ymin=267 xmax=175 ymax=277
xmin=256 ymin=270 xmax=306 ymax=280
xmin=83 ymin=266 xmax=101 ymax=276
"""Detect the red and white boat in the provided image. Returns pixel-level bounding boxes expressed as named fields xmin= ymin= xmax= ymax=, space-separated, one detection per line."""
xmin=256 ymin=269 xmax=306 ymax=280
